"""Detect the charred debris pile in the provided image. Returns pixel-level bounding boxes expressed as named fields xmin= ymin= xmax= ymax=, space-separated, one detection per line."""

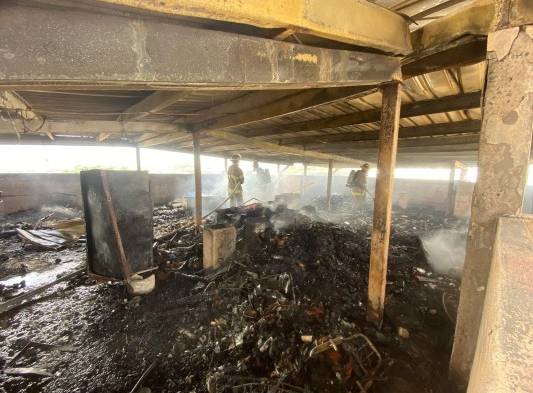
xmin=134 ymin=203 xmax=458 ymax=393
xmin=0 ymin=203 xmax=460 ymax=393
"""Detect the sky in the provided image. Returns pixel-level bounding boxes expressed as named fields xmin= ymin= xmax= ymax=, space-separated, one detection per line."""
xmin=0 ymin=145 xmax=531 ymax=184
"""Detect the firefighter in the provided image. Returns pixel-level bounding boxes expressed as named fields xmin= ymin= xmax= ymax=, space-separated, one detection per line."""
xmin=253 ymin=160 xmax=272 ymax=185
xmin=252 ymin=160 xmax=272 ymax=201
xmin=346 ymin=163 xmax=370 ymax=209
xmin=227 ymin=154 xmax=245 ymax=207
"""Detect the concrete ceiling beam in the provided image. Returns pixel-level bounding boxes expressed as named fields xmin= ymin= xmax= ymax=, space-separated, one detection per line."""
xmin=0 ymin=3 xmax=401 ymax=91
xmin=85 ymin=0 xmax=412 ymax=54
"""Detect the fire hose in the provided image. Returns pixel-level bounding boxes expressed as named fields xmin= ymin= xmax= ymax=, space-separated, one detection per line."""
xmin=202 ymin=183 xmax=241 ymax=220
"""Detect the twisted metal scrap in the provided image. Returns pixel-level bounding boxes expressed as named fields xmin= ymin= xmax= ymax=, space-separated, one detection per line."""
xmin=309 ymin=333 xmax=382 ymax=393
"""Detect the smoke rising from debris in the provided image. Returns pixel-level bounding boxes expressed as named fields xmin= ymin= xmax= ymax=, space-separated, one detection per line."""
xmin=421 ymin=226 xmax=467 ymax=278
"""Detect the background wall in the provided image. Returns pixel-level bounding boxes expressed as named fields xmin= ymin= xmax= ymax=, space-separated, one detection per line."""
xmin=1 ymin=172 xmax=463 ymax=217
xmin=277 ymin=175 xmax=450 ymax=212
xmin=0 ymin=173 xmax=193 ymax=216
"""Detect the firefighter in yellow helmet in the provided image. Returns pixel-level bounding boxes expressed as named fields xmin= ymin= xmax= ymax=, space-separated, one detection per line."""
xmin=227 ymin=154 xmax=245 ymax=207
xmin=346 ymin=163 xmax=370 ymax=209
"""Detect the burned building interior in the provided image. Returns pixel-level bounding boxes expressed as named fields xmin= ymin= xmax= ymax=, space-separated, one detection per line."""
xmin=0 ymin=0 xmax=532 ymax=392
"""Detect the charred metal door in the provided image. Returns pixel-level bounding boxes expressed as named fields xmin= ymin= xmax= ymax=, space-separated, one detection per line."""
xmin=80 ymin=170 xmax=153 ymax=282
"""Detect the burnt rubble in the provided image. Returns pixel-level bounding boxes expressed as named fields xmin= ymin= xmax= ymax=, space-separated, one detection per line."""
xmin=0 ymin=203 xmax=460 ymax=393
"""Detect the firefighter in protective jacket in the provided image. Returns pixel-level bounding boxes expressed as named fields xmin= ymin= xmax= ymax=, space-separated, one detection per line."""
xmin=346 ymin=163 xmax=369 ymax=208
xmin=227 ymin=154 xmax=245 ymax=207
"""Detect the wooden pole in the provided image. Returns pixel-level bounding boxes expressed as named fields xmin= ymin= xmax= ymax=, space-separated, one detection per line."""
xmin=326 ymin=159 xmax=333 ymax=211
xmin=367 ymin=81 xmax=401 ymax=327
xmin=192 ymin=132 xmax=202 ymax=228
xmin=135 ymin=146 xmax=141 ymax=171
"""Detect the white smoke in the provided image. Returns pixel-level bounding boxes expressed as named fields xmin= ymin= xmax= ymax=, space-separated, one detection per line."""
xmin=421 ymin=227 xmax=467 ymax=277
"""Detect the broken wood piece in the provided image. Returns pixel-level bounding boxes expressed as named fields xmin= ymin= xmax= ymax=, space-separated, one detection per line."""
xmin=3 ymin=367 xmax=54 ymax=377
xmin=26 ymin=341 xmax=76 ymax=353
xmin=5 ymin=342 xmax=32 ymax=368
xmin=34 ymin=212 xmax=55 ymax=230
xmin=5 ymin=339 xmax=76 ymax=373
xmin=29 ymin=230 xmax=67 ymax=245
xmin=0 ymin=268 xmax=85 ymax=315
xmin=129 ymin=359 xmax=157 ymax=393
xmin=51 ymin=218 xmax=86 ymax=240
xmin=16 ymin=228 xmax=67 ymax=250
xmin=173 ymin=271 xmax=210 ymax=283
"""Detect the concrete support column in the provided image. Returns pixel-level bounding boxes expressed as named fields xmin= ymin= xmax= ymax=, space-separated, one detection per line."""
xmin=192 ymin=132 xmax=202 ymax=228
xmin=135 ymin=146 xmax=141 ymax=171
xmin=467 ymin=216 xmax=533 ymax=393
xmin=450 ymin=25 xmax=533 ymax=385
xmin=367 ymin=81 xmax=402 ymax=327
xmin=326 ymin=159 xmax=333 ymax=211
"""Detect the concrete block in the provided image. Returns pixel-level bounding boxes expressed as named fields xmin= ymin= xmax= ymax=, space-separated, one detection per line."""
xmin=203 ymin=226 xmax=237 ymax=269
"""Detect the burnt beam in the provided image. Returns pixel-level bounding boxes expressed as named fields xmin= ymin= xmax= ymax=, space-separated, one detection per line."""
xmin=88 ymin=0 xmax=412 ymax=54
xmin=246 ymin=92 xmax=481 ymax=138
xmin=0 ymin=119 xmax=179 ymax=135
xmin=308 ymin=134 xmax=480 ymax=152
xmin=119 ymin=91 xmax=190 ymax=122
xmin=282 ymin=120 xmax=481 ymax=146
xmin=0 ymin=3 xmax=400 ymax=90
xmin=403 ymin=38 xmax=487 ymax=79
xmin=191 ymin=86 xmax=374 ymax=135
xmin=0 ymin=133 xmax=135 ymax=147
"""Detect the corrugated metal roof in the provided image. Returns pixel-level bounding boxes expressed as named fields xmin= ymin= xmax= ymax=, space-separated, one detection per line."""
xmin=0 ymin=0 xmax=486 ymax=166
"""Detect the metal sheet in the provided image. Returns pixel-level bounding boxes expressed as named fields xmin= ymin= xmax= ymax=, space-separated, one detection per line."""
xmin=80 ymin=170 xmax=154 ymax=280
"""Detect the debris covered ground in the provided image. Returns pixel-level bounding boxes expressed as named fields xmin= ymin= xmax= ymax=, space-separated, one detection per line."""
xmin=0 ymin=201 xmax=460 ymax=393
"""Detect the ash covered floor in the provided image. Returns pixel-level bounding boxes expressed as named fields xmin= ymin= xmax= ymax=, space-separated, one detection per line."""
xmin=0 ymin=202 xmax=461 ymax=393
